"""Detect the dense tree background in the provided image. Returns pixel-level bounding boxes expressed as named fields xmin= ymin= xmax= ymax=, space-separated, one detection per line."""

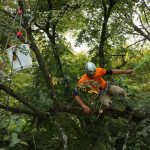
xmin=0 ymin=0 xmax=150 ymax=149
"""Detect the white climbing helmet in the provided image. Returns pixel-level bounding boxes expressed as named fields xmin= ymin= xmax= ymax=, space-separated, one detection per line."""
xmin=85 ymin=62 xmax=96 ymax=77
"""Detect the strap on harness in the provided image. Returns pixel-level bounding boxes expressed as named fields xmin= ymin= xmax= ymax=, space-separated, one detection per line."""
xmin=96 ymin=83 xmax=110 ymax=119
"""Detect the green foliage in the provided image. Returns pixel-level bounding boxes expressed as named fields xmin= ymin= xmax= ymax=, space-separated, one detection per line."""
xmin=127 ymin=119 xmax=150 ymax=150
xmin=10 ymin=132 xmax=20 ymax=147
xmin=0 ymin=114 xmax=29 ymax=149
xmin=0 ymin=0 xmax=149 ymax=149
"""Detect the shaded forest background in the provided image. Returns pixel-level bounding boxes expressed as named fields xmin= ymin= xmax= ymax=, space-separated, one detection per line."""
xmin=0 ymin=0 xmax=150 ymax=149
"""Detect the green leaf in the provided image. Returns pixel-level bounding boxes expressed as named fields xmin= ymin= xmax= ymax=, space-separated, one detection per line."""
xmin=10 ymin=132 xmax=20 ymax=147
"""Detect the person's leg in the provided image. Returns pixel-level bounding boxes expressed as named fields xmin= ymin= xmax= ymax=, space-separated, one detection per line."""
xmin=108 ymin=85 xmax=133 ymax=111
xmin=99 ymin=93 xmax=112 ymax=108
xmin=108 ymin=85 xmax=127 ymax=97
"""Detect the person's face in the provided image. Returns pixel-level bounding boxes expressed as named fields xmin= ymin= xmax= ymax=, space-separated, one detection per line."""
xmin=87 ymin=71 xmax=95 ymax=78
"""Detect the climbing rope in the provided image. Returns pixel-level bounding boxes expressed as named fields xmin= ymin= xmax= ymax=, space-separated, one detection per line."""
xmin=3 ymin=0 xmax=24 ymax=106
xmin=4 ymin=12 xmax=18 ymax=51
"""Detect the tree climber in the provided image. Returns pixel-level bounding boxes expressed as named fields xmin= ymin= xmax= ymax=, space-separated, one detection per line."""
xmin=74 ymin=62 xmax=133 ymax=114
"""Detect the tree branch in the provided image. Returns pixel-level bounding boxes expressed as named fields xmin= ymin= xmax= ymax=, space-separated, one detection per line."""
xmin=115 ymin=55 xmax=127 ymax=69
xmin=134 ymin=10 xmax=149 ymax=36
xmin=0 ymin=83 xmax=41 ymax=116
xmin=49 ymin=105 xmax=149 ymax=124
xmin=20 ymin=11 xmax=57 ymax=99
xmin=0 ymin=103 xmax=35 ymax=116
xmin=0 ymin=8 xmax=17 ymax=20
xmin=132 ymin=22 xmax=150 ymax=42
xmin=125 ymin=38 xmax=146 ymax=49
xmin=142 ymin=0 xmax=150 ymax=12
xmin=143 ymin=9 xmax=150 ymax=29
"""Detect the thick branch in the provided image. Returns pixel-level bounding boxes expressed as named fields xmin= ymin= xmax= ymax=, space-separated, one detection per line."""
xmin=0 ymin=83 xmax=41 ymax=116
xmin=0 ymin=98 xmax=148 ymax=124
xmin=0 ymin=103 xmax=35 ymax=116
xmin=22 ymin=19 xmax=56 ymax=100
xmin=16 ymin=0 xmax=56 ymax=100
xmin=45 ymin=0 xmax=53 ymax=30
xmin=49 ymin=105 xmax=149 ymax=124
xmin=46 ymin=32 xmax=64 ymax=76
xmin=111 ymin=55 xmax=125 ymax=57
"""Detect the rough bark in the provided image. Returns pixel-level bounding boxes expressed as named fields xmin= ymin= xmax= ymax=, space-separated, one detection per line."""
xmin=21 ymin=11 xmax=56 ymax=100
xmin=0 ymin=83 xmax=41 ymax=116
xmin=98 ymin=0 xmax=116 ymax=67
xmin=0 ymin=104 xmax=35 ymax=116
xmin=0 ymin=85 xmax=149 ymax=124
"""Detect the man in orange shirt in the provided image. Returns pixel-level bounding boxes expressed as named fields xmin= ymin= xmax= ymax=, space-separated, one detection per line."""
xmin=74 ymin=62 xmax=133 ymax=114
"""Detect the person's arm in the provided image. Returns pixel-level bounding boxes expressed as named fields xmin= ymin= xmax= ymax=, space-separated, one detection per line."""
xmin=73 ymin=87 xmax=91 ymax=114
xmin=74 ymin=95 xmax=91 ymax=114
xmin=112 ymin=69 xmax=133 ymax=75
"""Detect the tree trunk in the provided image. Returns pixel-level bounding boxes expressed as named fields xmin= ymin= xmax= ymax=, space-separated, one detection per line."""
xmin=98 ymin=0 xmax=116 ymax=67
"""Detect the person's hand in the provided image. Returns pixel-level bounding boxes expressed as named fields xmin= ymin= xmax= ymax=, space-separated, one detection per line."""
xmin=126 ymin=70 xmax=133 ymax=74
xmin=82 ymin=105 xmax=91 ymax=114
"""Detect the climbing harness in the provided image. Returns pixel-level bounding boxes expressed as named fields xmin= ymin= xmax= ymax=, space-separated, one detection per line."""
xmin=96 ymin=84 xmax=109 ymax=119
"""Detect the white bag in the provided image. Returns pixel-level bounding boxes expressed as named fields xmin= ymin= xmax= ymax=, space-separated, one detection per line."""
xmin=6 ymin=44 xmax=32 ymax=71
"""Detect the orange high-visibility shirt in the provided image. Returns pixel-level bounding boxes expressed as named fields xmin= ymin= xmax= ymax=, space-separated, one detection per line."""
xmin=77 ymin=68 xmax=107 ymax=94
